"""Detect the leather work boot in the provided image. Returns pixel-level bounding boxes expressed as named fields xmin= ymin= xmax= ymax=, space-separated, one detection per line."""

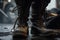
xmin=31 ymin=0 xmax=50 ymax=35
xmin=16 ymin=9 xmax=29 ymax=38
xmin=14 ymin=12 xmax=29 ymax=38
xmin=13 ymin=16 xmax=28 ymax=39
xmin=31 ymin=4 xmax=44 ymax=35
xmin=14 ymin=0 xmax=30 ymax=39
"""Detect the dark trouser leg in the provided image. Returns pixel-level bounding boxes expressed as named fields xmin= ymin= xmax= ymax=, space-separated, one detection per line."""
xmin=15 ymin=0 xmax=32 ymax=26
xmin=31 ymin=0 xmax=50 ymax=34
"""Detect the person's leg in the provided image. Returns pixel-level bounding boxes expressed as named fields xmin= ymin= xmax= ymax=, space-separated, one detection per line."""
xmin=15 ymin=0 xmax=32 ymax=26
xmin=15 ymin=0 xmax=32 ymax=36
xmin=31 ymin=0 xmax=51 ymax=34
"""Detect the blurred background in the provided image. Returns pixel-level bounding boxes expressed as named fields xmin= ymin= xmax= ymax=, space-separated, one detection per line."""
xmin=0 ymin=0 xmax=60 ymax=40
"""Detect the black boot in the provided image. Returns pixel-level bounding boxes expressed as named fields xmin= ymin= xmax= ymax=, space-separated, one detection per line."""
xmin=31 ymin=0 xmax=51 ymax=35
xmin=31 ymin=2 xmax=42 ymax=35
xmin=14 ymin=0 xmax=32 ymax=38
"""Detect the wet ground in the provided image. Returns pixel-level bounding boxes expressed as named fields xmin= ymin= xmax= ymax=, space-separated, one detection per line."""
xmin=0 ymin=35 xmax=12 ymax=40
xmin=0 ymin=24 xmax=27 ymax=40
xmin=0 ymin=24 xmax=60 ymax=40
xmin=0 ymin=24 xmax=13 ymax=40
